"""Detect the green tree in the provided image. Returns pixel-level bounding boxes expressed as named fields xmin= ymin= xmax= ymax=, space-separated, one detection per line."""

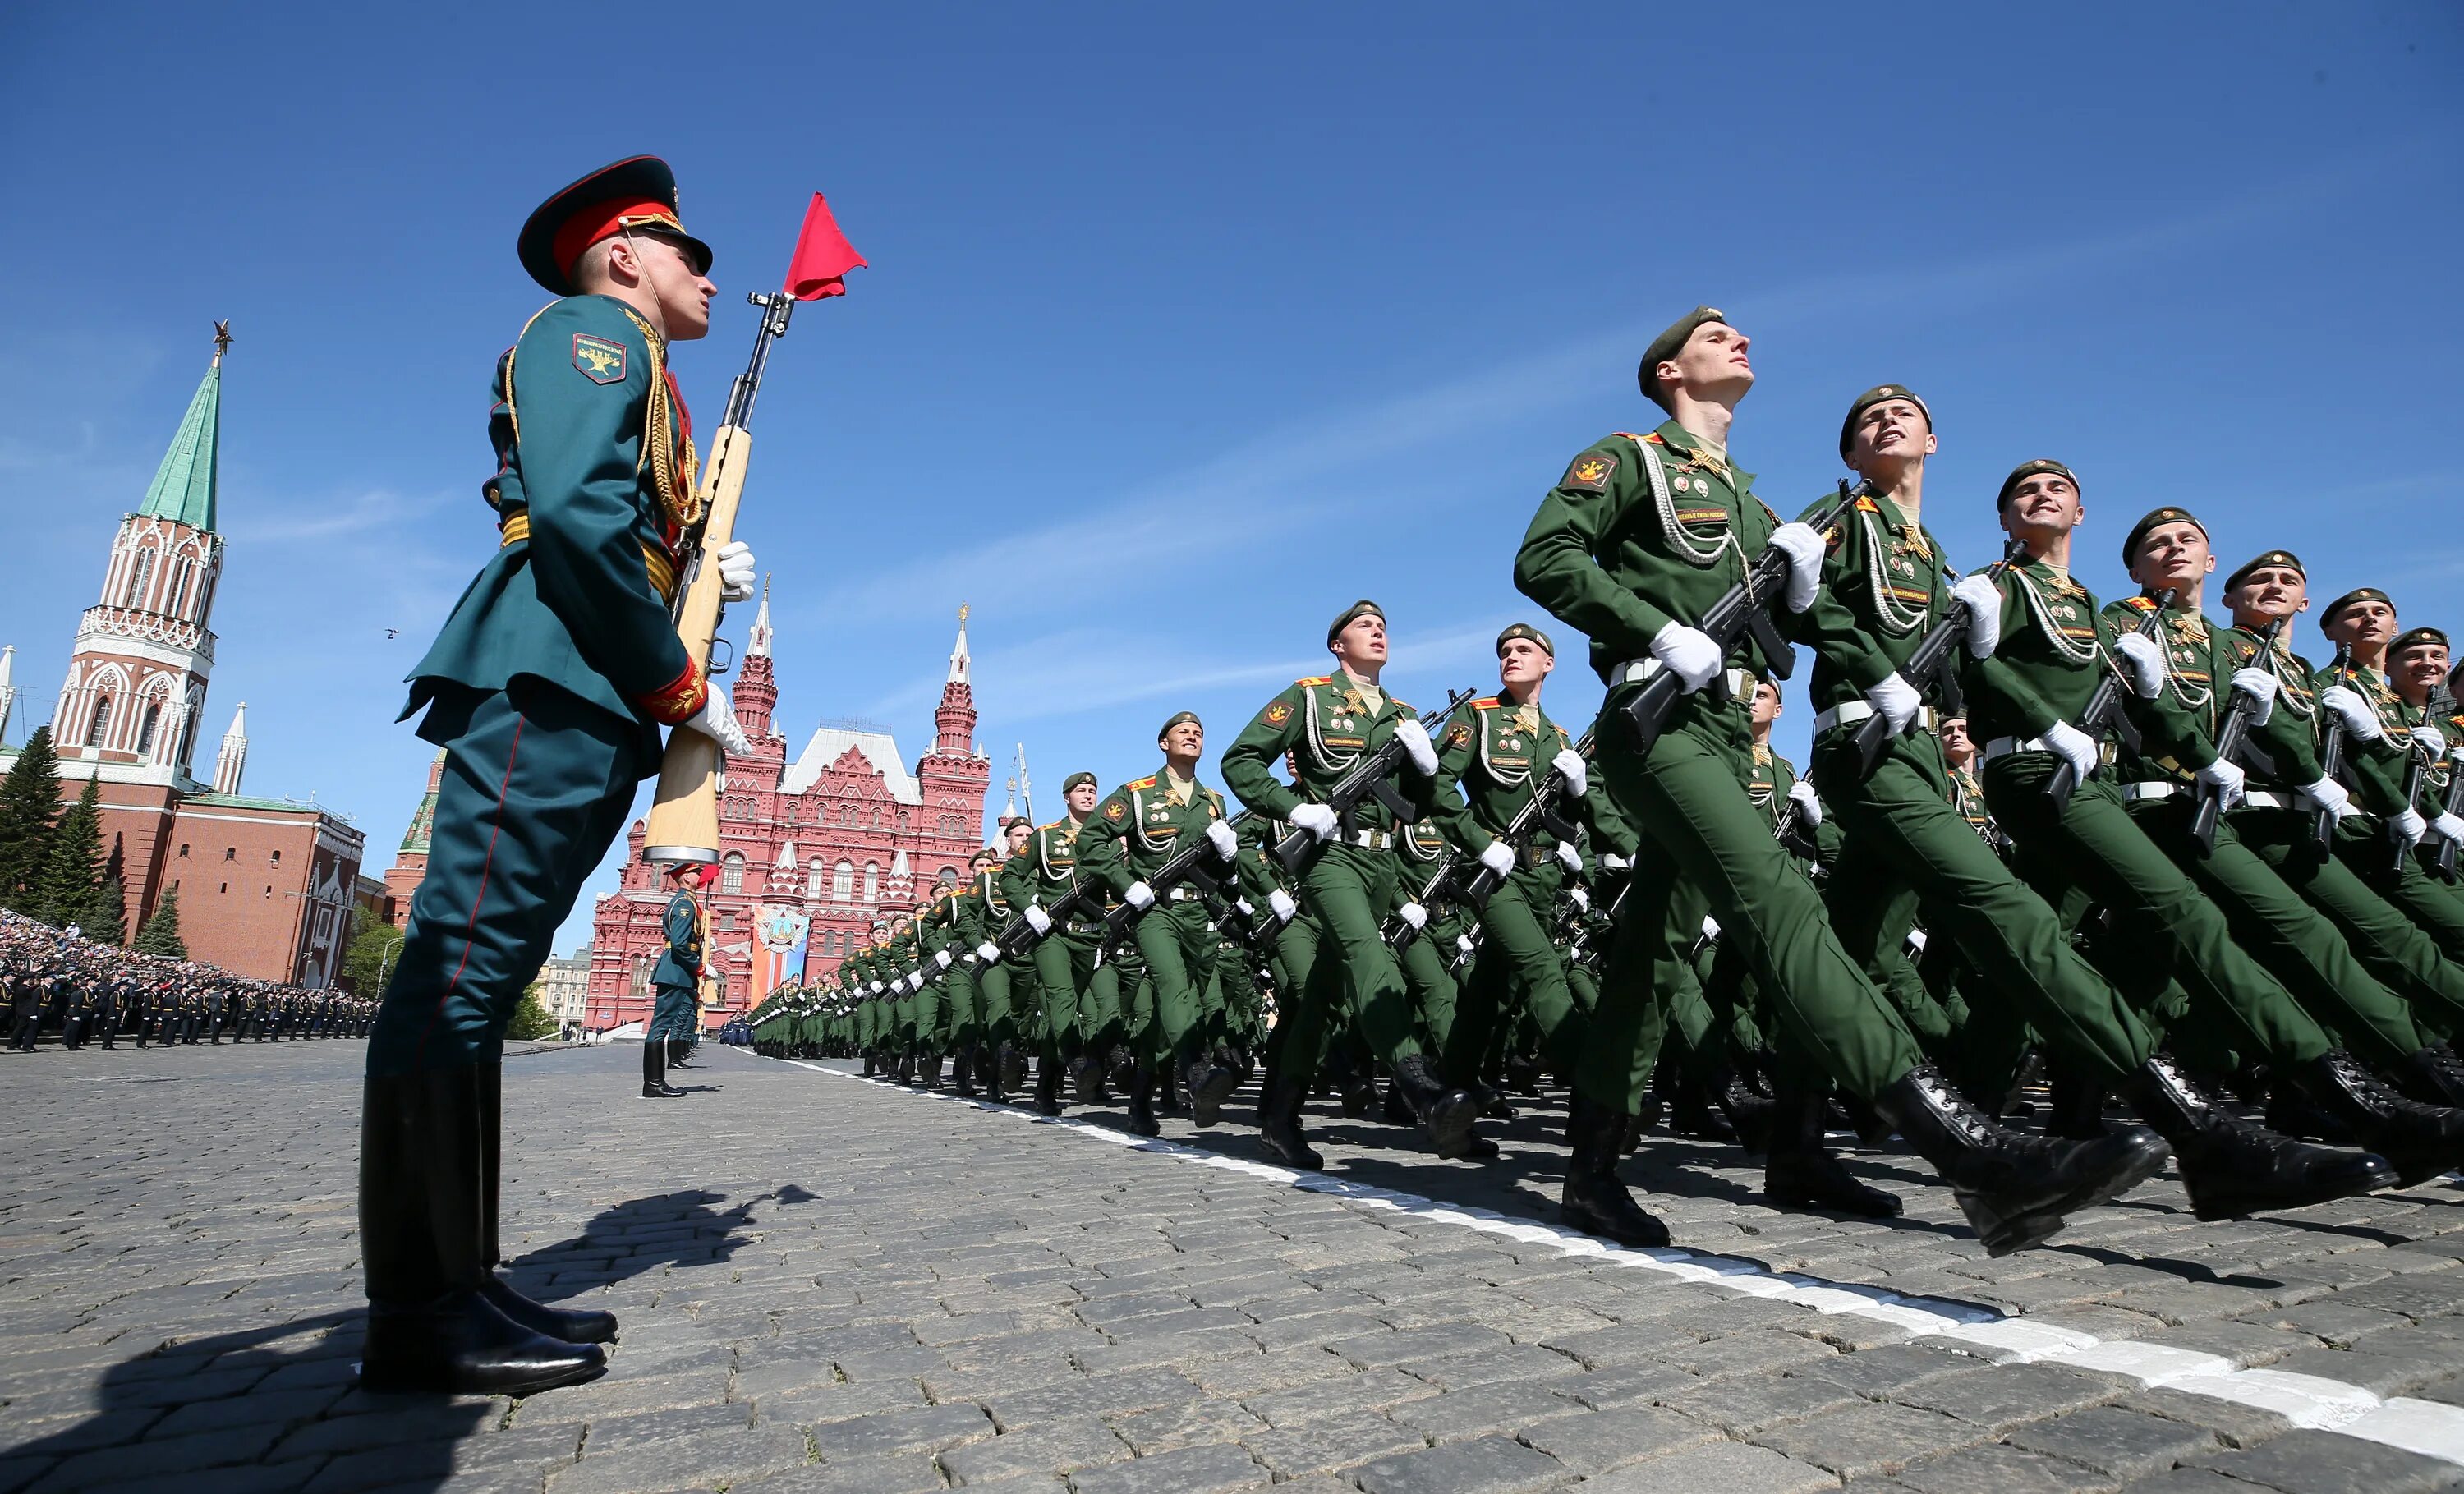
xmin=34 ymin=779 xmax=104 ymax=928
xmin=506 ymin=981 xmax=558 ymax=1041
xmin=0 ymin=724 xmax=61 ymax=912
xmin=81 ymin=833 xmax=128 ymax=945
xmin=134 ymin=885 xmax=187 ymax=958
xmin=339 ymin=906 xmax=405 ymax=996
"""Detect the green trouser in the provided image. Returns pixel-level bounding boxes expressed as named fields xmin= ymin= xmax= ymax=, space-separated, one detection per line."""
xmin=1029 ymin=930 xmax=1098 ymax=1051
xmin=1397 ymin=925 xmax=1459 ymax=1054
xmin=2238 ymin=809 xmax=2464 ymax=1041
xmin=1284 ymin=841 xmax=1424 ymax=1073
xmin=1444 ymin=869 xmax=1587 ymax=1081
xmin=1588 ymin=699 xmax=1921 ymax=1113
xmin=1258 ymin=912 xmax=1320 ymax=1077
xmin=944 ymin=962 xmax=979 ymax=1048
xmin=1131 ymin=899 xmax=1216 ymax=1062
xmin=975 ymin=958 xmax=1016 ymax=1047
xmin=1983 ymin=754 xmax=2333 ymax=1083
xmin=1000 ymin=954 xmax=1038 ymax=1047
xmin=1814 ymin=739 xmax=2153 ymax=1085
xmin=2122 ymin=797 xmax=2425 ymax=1065
xmin=913 ymin=977 xmax=945 ymax=1052
xmin=2343 ymin=830 xmax=2464 ymax=956
xmin=1080 ymin=940 xmax=1129 ymax=1055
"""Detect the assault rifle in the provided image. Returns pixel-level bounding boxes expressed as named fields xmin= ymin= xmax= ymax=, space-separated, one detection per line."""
xmin=1846 ymin=538 xmax=2030 ymax=780
xmin=990 ymin=866 xmax=1107 ymax=961
xmin=2190 ymin=617 xmax=2285 ymax=856
xmin=2315 ymin=645 xmax=2355 ymax=853
xmin=1101 ymin=811 xmax=1253 ymax=942
xmin=2048 ymin=586 xmax=2180 ymax=810
xmin=1272 ymin=687 xmax=1478 ymax=874
xmin=2396 ymin=714 xmax=2436 ymax=874
xmin=1387 ymin=847 xmax=1467 ymax=954
xmin=1457 ymin=727 xmax=1597 ymax=908
xmin=1616 ymin=480 xmax=1861 ymax=756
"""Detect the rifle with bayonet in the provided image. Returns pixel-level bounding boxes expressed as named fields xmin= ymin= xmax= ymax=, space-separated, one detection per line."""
xmin=1272 ymin=687 xmax=1478 ymax=874
xmin=1616 ymin=480 xmax=1862 ymax=756
xmin=1846 ymin=538 xmax=2031 ymax=780
xmin=2189 ymin=617 xmax=2285 ymax=856
xmin=1456 ymin=727 xmax=1597 ymax=908
xmin=2315 ymin=644 xmax=2355 ymax=853
xmin=2048 ymin=586 xmax=2181 ymax=810
xmin=1101 ymin=811 xmax=1253 ymax=942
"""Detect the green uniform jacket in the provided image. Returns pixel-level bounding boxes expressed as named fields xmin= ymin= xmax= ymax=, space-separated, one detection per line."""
xmin=1221 ymin=675 xmax=1435 ymax=834
xmin=2313 ymin=659 xmax=2420 ymax=816
xmin=652 ymin=890 xmax=701 ymax=989
xmin=1428 ymin=694 xmax=1574 ymax=859
xmin=1790 ymin=489 xmax=1952 ymax=705
xmin=1075 ymin=768 xmax=1232 ymax=898
xmin=1957 ymin=559 xmax=2210 ymax=768
xmin=1000 ymin=821 xmax=1087 ymax=917
xmin=407 ymin=294 xmax=701 ymax=747
xmin=2100 ymin=599 xmax=2321 ymax=791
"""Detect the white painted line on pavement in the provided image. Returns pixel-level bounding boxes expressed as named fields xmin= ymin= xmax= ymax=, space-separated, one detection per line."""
xmin=777 ymin=1057 xmax=2464 ymax=1467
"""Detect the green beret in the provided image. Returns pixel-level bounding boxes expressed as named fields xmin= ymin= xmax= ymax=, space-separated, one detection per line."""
xmin=1061 ymin=770 xmax=1098 ymax=796
xmin=2122 ymin=506 xmax=2206 ymax=568
xmin=1156 ymin=710 xmax=1202 ymax=741
xmin=1326 ymin=599 xmax=1385 ymax=646
xmin=2320 ymin=588 xmax=2392 ymax=628
xmin=2223 ymin=550 xmax=2305 ymax=592
xmin=1496 ymin=623 xmax=1554 ymax=658
xmin=1838 ymin=384 xmax=1932 ymax=458
xmin=1997 ymin=458 xmax=2079 ymax=510
xmin=2391 ymin=627 xmax=2448 ymax=655
xmin=1637 ymin=304 xmax=1729 ymax=408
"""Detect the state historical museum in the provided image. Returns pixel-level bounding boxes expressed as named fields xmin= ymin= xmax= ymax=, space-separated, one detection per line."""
xmin=581 ymin=595 xmax=991 ymax=1032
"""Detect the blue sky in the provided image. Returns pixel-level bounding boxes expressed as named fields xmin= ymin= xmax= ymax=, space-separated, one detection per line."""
xmin=2 ymin=4 xmax=2457 ymax=954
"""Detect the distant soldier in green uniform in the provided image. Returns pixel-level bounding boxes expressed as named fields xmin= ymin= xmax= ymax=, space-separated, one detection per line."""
xmin=1003 ymin=773 xmax=1107 ymax=1112
xmin=1513 ymin=306 xmax=2167 ymax=1255
xmin=361 ymin=158 xmax=753 ymax=1394
xmin=644 ymin=862 xmax=704 ymax=1099
xmin=2386 ymin=627 xmax=2464 ymax=893
xmin=2319 ymin=598 xmax=2464 ymax=942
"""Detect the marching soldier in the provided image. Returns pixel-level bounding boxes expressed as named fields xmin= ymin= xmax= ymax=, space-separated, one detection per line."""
xmin=1001 ymin=773 xmax=1106 ymax=1113
xmin=2319 ymin=600 xmax=2464 ymax=940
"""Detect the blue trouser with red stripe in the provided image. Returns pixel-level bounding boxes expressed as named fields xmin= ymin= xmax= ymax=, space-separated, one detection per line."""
xmin=370 ymin=679 xmax=650 ymax=1077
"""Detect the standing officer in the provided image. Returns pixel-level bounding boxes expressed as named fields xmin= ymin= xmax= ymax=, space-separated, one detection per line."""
xmin=1512 ymin=307 xmax=2164 ymax=1255
xmin=646 ymin=862 xmax=704 ymax=1100
xmin=361 ymin=157 xmax=755 ymax=1395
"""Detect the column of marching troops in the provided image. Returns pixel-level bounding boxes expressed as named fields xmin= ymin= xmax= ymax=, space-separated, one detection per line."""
xmin=0 ymin=909 xmax=376 ymax=1050
xmin=751 ymin=309 xmax=2464 ymax=1258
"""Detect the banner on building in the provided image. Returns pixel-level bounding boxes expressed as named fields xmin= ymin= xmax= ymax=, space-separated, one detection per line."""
xmin=752 ymin=903 xmax=811 ymax=995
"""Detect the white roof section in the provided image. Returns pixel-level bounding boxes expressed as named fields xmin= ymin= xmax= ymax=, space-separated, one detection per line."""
xmin=774 ymin=839 xmax=796 ymax=869
xmin=780 ymin=725 xmax=922 ymax=805
xmin=890 ymin=847 xmax=910 ymax=876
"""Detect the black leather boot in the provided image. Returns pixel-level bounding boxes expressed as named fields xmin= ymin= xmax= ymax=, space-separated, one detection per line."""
xmin=922 ymin=1051 xmax=943 ymax=1090
xmin=2124 ymin=1055 xmax=2395 ymax=1220
xmin=1069 ymin=1052 xmax=1101 ymax=1106
xmin=1256 ymin=1058 xmax=1323 ymax=1170
xmin=1560 ymin=1094 xmax=1671 ymax=1248
xmin=1764 ymin=1078 xmax=1901 ymax=1218
xmin=1380 ymin=1078 xmax=1418 ymax=1126
xmin=951 ymin=1041 xmax=978 ymax=1097
xmin=1391 ymin=1054 xmax=1481 ymax=1160
xmin=1124 ymin=1060 xmax=1161 ymax=1138
xmin=1503 ymin=1053 xmax=1543 ymax=1096
xmin=2047 ymin=1062 xmax=2112 ymax=1140
xmin=2397 ymin=1043 xmax=2464 ymax=1110
xmin=476 ymin=1064 xmax=618 ymax=1345
xmin=1034 ymin=1054 xmax=1064 ymax=1116
xmin=999 ymin=1041 xmax=1027 ymax=1096
xmin=1874 ymin=1062 xmax=2171 ymax=1256
xmin=359 ymin=1067 xmax=606 ymax=1395
xmin=641 ymin=1043 xmax=675 ymax=1098
xmin=2294 ymin=1049 xmax=2464 ymax=1188
xmin=1183 ymin=1055 xmax=1239 ymax=1128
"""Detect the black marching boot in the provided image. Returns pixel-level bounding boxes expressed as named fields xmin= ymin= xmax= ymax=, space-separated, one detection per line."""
xmin=1033 ymin=1053 xmax=1064 ymax=1117
xmin=1124 ymin=1060 xmax=1161 ymax=1138
xmin=2047 ymin=1062 xmax=2113 ymax=1141
xmin=2124 ymin=1055 xmax=2395 ymax=1220
xmin=1874 ymin=1062 xmax=2171 ymax=1256
xmin=1256 ymin=1057 xmax=1323 ymax=1170
xmin=999 ymin=1041 xmax=1027 ymax=1096
xmin=358 ymin=1066 xmax=606 ymax=1395
xmin=1069 ymin=1050 xmax=1101 ymax=1106
xmin=1559 ymin=1095 xmax=1671 ymax=1247
xmin=1379 ymin=1078 xmax=1418 ymax=1126
xmin=476 ymin=1064 xmax=618 ymax=1344
xmin=2396 ymin=1043 xmax=2464 ymax=1110
xmin=1390 ymin=1054 xmax=1481 ymax=1160
xmin=2295 ymin=1049 xmax=2464 ymax=1188
xmin=951 ymin=1041 xmax=979 ymax=1097
xmin=922 ymin=1050 xmax=943 ymax=1090
xmin=1182 ymin=1053 xmax=1239 ymax=1128
xmin=641 ymin=1043 xmax=678 ymax=1098
xmin=1763 ymin=1078 xmax=1901 ymax=1218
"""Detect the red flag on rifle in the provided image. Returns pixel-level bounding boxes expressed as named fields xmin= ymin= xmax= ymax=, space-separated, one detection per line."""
xmin=782 ymin=193 xmax=867 ymax=301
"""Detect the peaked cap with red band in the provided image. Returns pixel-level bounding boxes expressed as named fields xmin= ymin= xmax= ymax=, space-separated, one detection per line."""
xmin=518 ymin=155 xmax=714 ymax=297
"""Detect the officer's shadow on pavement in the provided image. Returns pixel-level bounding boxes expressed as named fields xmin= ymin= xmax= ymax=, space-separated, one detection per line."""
xmin=502 ymin=1184 xmax=820 ymax=1297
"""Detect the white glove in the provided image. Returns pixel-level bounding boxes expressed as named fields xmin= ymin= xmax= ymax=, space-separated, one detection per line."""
xmin=2319 ymin=686 xmax=2383 ymax=742
xmin=1600 ymin=853 xmax=1630 ymax=871
xmin=2112 ymin=632 xmax=2167 ymax=698
xmin=934 ymin=948 xmax=953 ymax=969
xmin=1205 ymin=819 xmax=1239 ymax=859
xmin=1396 ymin=902 xmax=1427 ymax=930
xmin=869 ymin=980 xmax=884 ymax=994
xmin=1023 ymin=905 xmax=1053 ymax=935
xmin=678 ymin=685 xmax=752 ymax=758
xmin=2044 ymin=720 xmax=2100 ymax=784
xmin=1235 ymin=898 xmax=1255 ymax=917
xmin=1787 ymin=779 xmax=1823 ymax=826
xmin=1551 ymin=748 xmax=1588 ymax=799
xmin=1267 ymin=889 xmax=1298 ymax=924
xmin=1648 ymin=621 xmax=1724 ymax=694
xmin=2409 ymin=725 xmax=2448 ymax=755
xmin=1554 ymin=840 xmax=1583 ymax=874
xmin=2431 ymin=812 xmax=2464 ymax=848
xmin=1456 ymin=933 xmax=1478 ymax=957
xmin=1768 ymin=522 xmax=1826 ymax=614
xmin=2230 ymin=668 xmax=2278 ymax=727
xmin=908 ymin=970 xmax=926 ymax=991
xmin=1124 ymin=880 xmax=1156 ymax=912
xmin=1700 ymin=915 xmax=1722 ymax=941
xmin=1905 ymin=928 xmax=1928 ymax=954
xmin=2195 ymin=758 xmax=2246 ymax=811
xmin=2296 ymin=777 xmax=2350 ymax=816
xmin=1394 ymin=718 xmax=1439 ymax=776
xmin=1866 ymin=673 xmax=1922 ymax=736
xmin=1951 ymin=573 xmax=2002 ymax=657
xmin=715 ymin=540 xmax=758 ymax=603
xmin=1569 ymin=886 xmax=1590 ymax=912
xmin=2393 ymin=808 xmax=2429 ymax=847
xmin=975 ymin=942 xmax=1000 ymax=963
xmin=1478 ymin=840 xmax=1517 ymax=878
xmin=1289 ymin=803 xmax=1340 ymax=840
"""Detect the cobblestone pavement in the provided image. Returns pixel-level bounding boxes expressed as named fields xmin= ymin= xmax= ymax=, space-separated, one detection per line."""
xmin=8 ymin=1043 xmax=2464 ymax=1494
